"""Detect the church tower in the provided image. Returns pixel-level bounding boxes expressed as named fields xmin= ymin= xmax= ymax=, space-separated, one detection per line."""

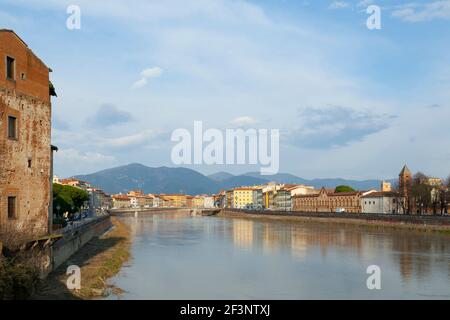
xmin=399 ymin=165 xmax=412 ymax=197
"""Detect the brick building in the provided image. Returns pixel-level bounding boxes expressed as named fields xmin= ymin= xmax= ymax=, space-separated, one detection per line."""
xmin=292 ymin=187 xmax=376 ymax=213
xmin=0 ymin=30 xmax=54 ymax=238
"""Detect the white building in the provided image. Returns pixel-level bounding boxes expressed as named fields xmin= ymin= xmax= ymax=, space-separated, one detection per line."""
xmin=152 ymin=195 xmax=163 ymax=208
xmin=203 ymin=196 xmax=215 ymax=208
xmin=361 ymin=192 xmax=404 ymax=214
xmin=288 ymin=185 xmax=316 ymax=197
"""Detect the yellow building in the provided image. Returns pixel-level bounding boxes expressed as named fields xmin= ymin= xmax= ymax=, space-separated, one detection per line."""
xmin=233 ymin=187 xmax=254 ymax=208
xmin=160 ymin=194 xmax=187 ymax=207
xmin=381 ymin=181 xmax=392 ymax=192
xmin=193 ymin=196 xmax=205 ymax=208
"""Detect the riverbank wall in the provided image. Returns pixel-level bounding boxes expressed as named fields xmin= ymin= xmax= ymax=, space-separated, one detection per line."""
xmin=110 ymin=207 xmax=218 ymax=216
xmin=50 ymin=215 xmax=112 ymax=274
xmin=217 ymin=209 xmax=450 ymax=233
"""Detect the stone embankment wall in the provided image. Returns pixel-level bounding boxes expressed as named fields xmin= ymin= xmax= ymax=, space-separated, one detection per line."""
xmin=111 ymin=208 xmax=197 ymax=216
xmin=50 ymin=216 xmax=112 ymax=274
xmin=219 ymin=209 xmax=450 ymax=231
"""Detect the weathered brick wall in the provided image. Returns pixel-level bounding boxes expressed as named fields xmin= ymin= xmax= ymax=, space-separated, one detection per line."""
xmin=0 ymin=30 xmax=51 ymax=239
xmin=0 ymin=90 xmax=51 ymax=237
xmin=0 ymin=31 xmax=50 ymax=103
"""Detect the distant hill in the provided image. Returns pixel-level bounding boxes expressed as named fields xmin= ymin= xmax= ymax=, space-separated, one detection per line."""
xmin=218 ymin=175 xmax=269 ymax=190
xmin=75 ymin=163 xmax=218 ymax=195
xmin=74 ymin=163 xmax=395 ymax=195
xmin=245 ymin=172 xmax=395 ymax=191
xmin=208 ymin=172 xmax=235 ymax=181
xmin=244 ymin=172 xmax=310 ymax=184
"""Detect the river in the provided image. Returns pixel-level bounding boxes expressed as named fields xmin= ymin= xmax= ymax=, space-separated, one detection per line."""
xmin=107 ymin=211 xmax=450 ymax=299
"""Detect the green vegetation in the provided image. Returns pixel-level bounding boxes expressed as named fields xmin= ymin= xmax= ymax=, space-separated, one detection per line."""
xmin=0 ymin=256 xmax=40 ymax=300
xmin=72 ymin=217 xmax=131 ymax=299
xmin=33 ymin=217 xmax=131 ymax=299
xmin=334 ymin=185 xmax=355 ymax=193
xmin=52 ymin=216 xmax=68 ymax=228
xmin=53 ymin=183 xmax=89 ymax=216
xmin=49 ymin=81 xmax=57 ymax=97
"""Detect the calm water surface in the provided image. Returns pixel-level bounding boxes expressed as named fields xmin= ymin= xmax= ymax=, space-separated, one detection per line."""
xmin=108 ymin=212 xmax=450 ymax=299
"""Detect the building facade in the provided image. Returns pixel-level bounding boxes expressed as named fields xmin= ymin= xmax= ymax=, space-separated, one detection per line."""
xmin=274 ymin=188 xmax=292 ymax=211
xmin=292 ymin=188 xmax=375 ymax=213
xmin=88 ymin=188 xmax=112 ymax=214
xmin=160 ymin=194 xmax=187 ymax=207
xmin=226 ymin=190 xmax=234 ymax=208
xmin=203 ymin=196 xmax=215 ymax=208
xmin=60 ymin=178 xmax=91 ymax=190
xmin=361 ymin=192 xmax=405 ymax=214
xmin=0 ymin=30 xmax=54 ymax=237
xmin=381 ymin=181 xmax=392 ymax=192
xmin=233 ymin=188 xmax=254 ymax=208
xmin=112 ymin=195 xmax=131 ymax=209
xmin=192 ymin=195 xmax=204 ymax=208
xmin=252 ymin=188 xmax=264 ymax=209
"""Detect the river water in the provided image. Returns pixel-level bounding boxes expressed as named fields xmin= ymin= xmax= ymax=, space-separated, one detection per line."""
xmin=108 ymin=212 xmax=450 ymax=300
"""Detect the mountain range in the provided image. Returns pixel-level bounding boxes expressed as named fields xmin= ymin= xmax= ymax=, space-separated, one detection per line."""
xmin=74 ymin=163 xmax=395 ymax=195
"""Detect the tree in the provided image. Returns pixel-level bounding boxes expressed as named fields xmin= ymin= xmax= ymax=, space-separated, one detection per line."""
xmin=53 ymin=184 xmax=88 ymax=217
xmin=49 ymin=81 xmax=57 ymax=97
xmin=334 ymin=185 xmax=355 ymax=193
xmin=438 ymin=188 xmax=449 ymax=215
xmin=411 ymin=172 xmax=432 ymax=215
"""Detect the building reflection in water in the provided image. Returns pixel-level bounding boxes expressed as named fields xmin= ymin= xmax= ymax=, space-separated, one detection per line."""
xmin=123 ymin=213 xmax=450 ymax=285
xmin=233 ymin=219 xmax=254 ymax=249
xmin=228 ymin=218 xmax=449 ymax=283
xmin=290 ymin=227 xmax=307 ymax=261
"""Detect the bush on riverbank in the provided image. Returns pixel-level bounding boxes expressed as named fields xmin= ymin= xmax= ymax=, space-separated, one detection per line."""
xmin=0 ymin=255 xmax=40 ymax=300
xmin=33 ymin=217 xmax=131 ymax=300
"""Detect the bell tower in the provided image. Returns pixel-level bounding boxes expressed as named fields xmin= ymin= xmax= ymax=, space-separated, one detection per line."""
xmin=399 ymin=164 xmax=412 ymax=207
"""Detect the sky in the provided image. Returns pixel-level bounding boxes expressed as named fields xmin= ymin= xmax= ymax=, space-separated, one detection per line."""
xmin=1 ymin=0 xmax=450 ymax=180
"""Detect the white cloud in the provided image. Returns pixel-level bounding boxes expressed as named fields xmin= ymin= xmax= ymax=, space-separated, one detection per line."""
xmin=132 ymin=67 xmax=163 ymax=89
xmin=328 ymin=1 xmax=350 ymax=10
xmin=392 ymin=1 xmax=450 ymax=22
xmin=357 ymin=0 xmax=373 ymax=8
xmin=288 ymin=106 xmax=394 ymax=149
xmin=229 ymin=116 xmax=259 ymax=126
xmin=97 ymin=130 xmax=157 ymax=148
xmin=141 ymin=67 xmax=163 ymax=78
xmin=132 ymin=78 xmax=148 ymax=89
xmin=12 ymin=0 xmax=449 ymax=179
xmin=55 ymin=148 xmax=117 ymax=176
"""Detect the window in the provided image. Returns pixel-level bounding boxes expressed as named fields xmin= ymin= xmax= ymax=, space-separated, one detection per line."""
xmin=28 ymin=158 xmax=32 ymax=168
xmin=8 ymin=116 xmax=17 ymax=139
xmin=6 ymin=56 xmax=15 ymax=80
xmin=8 ymin=196 xmax=16 ymax=219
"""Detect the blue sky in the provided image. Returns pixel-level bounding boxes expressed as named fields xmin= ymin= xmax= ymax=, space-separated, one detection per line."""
xmin=1 ymin=0 xmax=450 ymax=180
